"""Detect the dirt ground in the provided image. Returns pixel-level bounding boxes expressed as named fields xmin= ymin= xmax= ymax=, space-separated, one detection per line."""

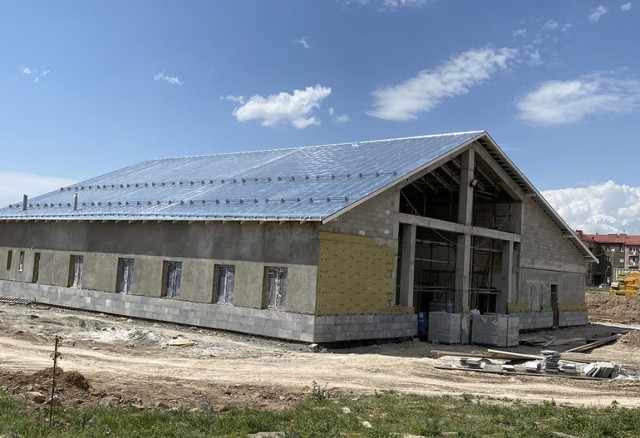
xmin=1 ymin=290 xmax=640 ymax=411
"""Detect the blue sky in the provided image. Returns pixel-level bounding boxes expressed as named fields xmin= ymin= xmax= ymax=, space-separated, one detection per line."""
xmin=1 ymin=0 xmax=639 ymax=233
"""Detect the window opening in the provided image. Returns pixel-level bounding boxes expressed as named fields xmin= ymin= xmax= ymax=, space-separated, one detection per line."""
xmin=116 ymin=258 xmax=135 ymax=294
xmin=265 ymin=267 xmax=287 ymax=309
xmin=6 ymin=250 xmax=12 ymax=270
xmin=163 ymin=261 xmax=182 ymax=298
xmin=32 ymin=253 xmax=41 ymax=283
xmin=18 ymin=251 xmax=25 ymax=272
xmin=68 ymin=255 xmax=84 ymax=288
xmin=214 ymin=264 xmax=235 ymax=303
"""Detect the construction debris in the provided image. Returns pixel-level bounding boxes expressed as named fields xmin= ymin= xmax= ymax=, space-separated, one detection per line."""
xmin=165 ymin=341 xmax=196 ymax=347
xmin=0 ymin=296 xmax=35 ymax=305
xmin=436 ymin=338 xmax=633 ymax=380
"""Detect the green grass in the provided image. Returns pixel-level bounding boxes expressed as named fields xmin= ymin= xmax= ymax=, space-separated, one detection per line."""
xmin=2 ymin=390 xmax=640 ymax=437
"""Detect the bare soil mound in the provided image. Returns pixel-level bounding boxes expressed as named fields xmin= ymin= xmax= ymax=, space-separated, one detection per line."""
xmin=0 ymin=367 xmax=93 ymax=406
xmin=618 ymin=331 xmax=640 ymax=349
xmin=587 ymin=292 xmax=640 ymax=325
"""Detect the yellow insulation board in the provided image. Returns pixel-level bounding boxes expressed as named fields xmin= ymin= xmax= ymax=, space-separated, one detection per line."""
xmin=316 ymin=231 xmax=396 ymax=315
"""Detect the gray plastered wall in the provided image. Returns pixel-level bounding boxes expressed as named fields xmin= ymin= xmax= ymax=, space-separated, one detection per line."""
xmin=83 ymin=253 xmax=118 ymax=292
xmin=0 ymin=244 xmax=319 ymax=313
xmin=0 ymin=221 xmax=319 ymax=266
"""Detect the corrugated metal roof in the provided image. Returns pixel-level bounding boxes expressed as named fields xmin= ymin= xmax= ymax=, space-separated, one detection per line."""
xmin=0 ymin=131 xmax=483 ymax=222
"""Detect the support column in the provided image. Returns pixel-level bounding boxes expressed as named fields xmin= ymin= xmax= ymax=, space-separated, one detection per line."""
xmin=498 ymin=240 xmax=514 ymax=313
xmin=455 ymin=149 xmax=474 ymax=313
xmin=458 ymin=149 xmax=475 ymax=226
xmin=399 ymin=223 xmax=416 ymax=309
xmin=455 ymin=234 xmax=471 ymax=313
xmin=514 ymin=200 xmax=524 ymax=235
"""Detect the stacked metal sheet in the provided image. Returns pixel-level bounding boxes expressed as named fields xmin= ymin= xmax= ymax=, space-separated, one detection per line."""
xmin=541 ymin=350 xmax=561 ymax=373
xmin=584 ymin=362 xmax=618 ymax=378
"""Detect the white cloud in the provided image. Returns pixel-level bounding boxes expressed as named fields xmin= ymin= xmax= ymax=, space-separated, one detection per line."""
xmin=527 ymin=49 xmax=543 ymax=66
xmin=328 ymin=107 xmax=351 ymax=123
xmin=588 ymin=5 xmax=608 ymax=22
xmin=232 ymin=85 xmax=332 ymax=129
xmin=543 ymin=20 xmax=572 ymax=33
xmin=542 ymin=181 xmax=640 ymax=234
xmin=369 ymin=47 xmax=517 ymax=121
xmin=154 ymin=72 xmax=183 ymax=86
xmin=0 ymin=172 xmax=76 ymax=207
xmin=20 ymin=67 xmax=51 ymax=83
xmin=220 ymin=95 xmax=245 ymax=104
xmin=294 ymin=37 xmax=310 ymax=49
xmin=516 ymin=73 xmax=640 ymax=125
xmin=512 ymin=29 xmax=527 ymax=38
xmin=341 ymin=0 xmax=432 ymax=8
xmin=621 ymin=3 xmax=632 ymax=11
xmin=382 ymin=0 xmax=430 ymax=7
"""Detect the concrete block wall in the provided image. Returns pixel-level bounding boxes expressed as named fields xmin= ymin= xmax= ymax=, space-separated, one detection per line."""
xmin=520 ymin=198 xmax=587 ymax=275
xmin=0 ymin=279 xmax=417 ymax=343
xmin=509 ymin=311 xmax=553 ymax=330
xmin=313 ymin=313 xmax=417 ymax=342
xmin=320 ymin=189 xmax=399 ymax=249
xmin=515 ymin=198 xmax=588 ymax=327
xmin=559 ymin=310 xmax=588 ymax=327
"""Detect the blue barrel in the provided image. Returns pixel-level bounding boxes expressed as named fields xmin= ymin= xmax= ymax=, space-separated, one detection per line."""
xmin=418 ymin=311 xmax=427 ymax=334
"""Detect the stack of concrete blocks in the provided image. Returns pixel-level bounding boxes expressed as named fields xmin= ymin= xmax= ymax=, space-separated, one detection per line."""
xmin=427 ymin=312 xmax=462 ymax=344
xmin=471 ymin=314 xmax=520 ymax=347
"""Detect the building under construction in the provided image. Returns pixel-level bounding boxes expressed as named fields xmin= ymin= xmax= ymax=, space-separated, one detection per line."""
xmin=0 ymin=131 xmax=595 ymax=342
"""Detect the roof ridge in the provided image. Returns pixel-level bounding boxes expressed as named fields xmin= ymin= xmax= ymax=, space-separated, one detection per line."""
xmin=142 ymin=130 xmax=486 ymax=164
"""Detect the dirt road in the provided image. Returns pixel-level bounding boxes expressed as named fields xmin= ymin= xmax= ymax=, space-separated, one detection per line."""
xmin=1 ymin=291 xmax=640 ymax=410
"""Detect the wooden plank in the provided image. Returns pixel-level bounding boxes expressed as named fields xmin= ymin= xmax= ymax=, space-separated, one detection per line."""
xmin=564 ymin=334 xmax=621 ymax=353
xmin=431 ymin=350 xmax=488 ymax=358
xmin=486 ymin=349 xmax=544 ymax=360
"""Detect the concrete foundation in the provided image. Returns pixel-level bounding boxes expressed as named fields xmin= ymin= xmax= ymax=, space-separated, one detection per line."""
xmin=0 ymin=279 xmax=417 ymax=343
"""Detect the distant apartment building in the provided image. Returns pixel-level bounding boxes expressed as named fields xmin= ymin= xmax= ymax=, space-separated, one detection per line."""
xmin=575 ymin=230 xmax=640 ymax=285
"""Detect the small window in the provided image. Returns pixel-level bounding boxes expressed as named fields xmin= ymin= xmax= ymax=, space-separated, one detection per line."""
xmin=68 ymin=255 xmax=84 ymax=288
xmin=214 ymin=265 xmax=235 ymax=304
xmin=18 ymin=251 xmax=25 ymax=272
xmin=6 ymin=250 xmax=12 ymax=270
xmin=162 ymin=261 xmax=182 ymax=298
xmin=116 ymin=258 xmax=135 ymax=294
xmin=264 ymin=267 xmax=287 ymax=309
xmin=32 ymin=253 xmax=41 ymax=283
